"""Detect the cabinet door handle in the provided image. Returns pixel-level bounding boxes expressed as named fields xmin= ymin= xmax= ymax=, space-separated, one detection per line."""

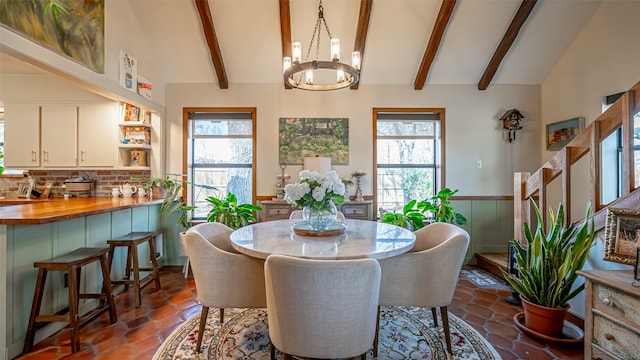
xmin=604 ymin=333 xmax=615 ymax=341
xmin=81 ymin=150 xmax=86 ymax=163
xmin=602 ymin=297 xmax=614 ymax=307
xmin=43 ymin=150 xmax=48 ymax=163
xmin=31 ymin=150 xmax=37 ymax=163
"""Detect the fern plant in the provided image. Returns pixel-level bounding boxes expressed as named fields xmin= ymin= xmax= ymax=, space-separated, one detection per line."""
xmin=502 ymin=200 xmax=596 ymax=308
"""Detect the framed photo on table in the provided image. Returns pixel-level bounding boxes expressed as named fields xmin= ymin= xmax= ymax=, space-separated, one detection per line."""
xmin=546 ymin=117 xmax=585 ymax=150
xmin=17 ymin=180 xmax=34 ymax=198
xmin=41 ymin=182 xmax=54 ymax=198
xmin=604 ymin=207 xmax=640 ymax=265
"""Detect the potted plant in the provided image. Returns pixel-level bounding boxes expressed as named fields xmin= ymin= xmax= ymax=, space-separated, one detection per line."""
xmin=144 ymin=176 xmax=181 ymax=201
xmin=381 ymin=188 xmax=466 ymax=230
xmin=502 ymin=200 xmax=596 ymax=338
xmin=417 ymin=188 xmax=467 ymax=225
xmin=206 ymin=192 xmax=262 ymax=229
xmin=381 ymin=199 xmax=425 ymax=231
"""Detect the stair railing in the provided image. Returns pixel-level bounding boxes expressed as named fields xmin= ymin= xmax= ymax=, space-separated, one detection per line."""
xmin=514 ymin=80 xmax=640 ymax=243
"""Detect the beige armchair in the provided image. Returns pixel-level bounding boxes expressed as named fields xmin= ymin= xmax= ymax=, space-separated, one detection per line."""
xmin=289 ymin=210 xmax=346 ymax=220
xmin=184 ymin=222 xmax=267 ymax=353
xmin=265 ymin=254 xmax=381 ymax=360
xmin=374 ymin=222 xmax=470 ymax=355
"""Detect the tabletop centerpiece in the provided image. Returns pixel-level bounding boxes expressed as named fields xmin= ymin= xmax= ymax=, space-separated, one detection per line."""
xmin=284 ymin=170 xmax=346 ymax=232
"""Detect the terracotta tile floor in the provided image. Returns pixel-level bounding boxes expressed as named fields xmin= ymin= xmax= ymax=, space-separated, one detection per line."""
xmin=15 ymin=266 xmax=583 ymax=360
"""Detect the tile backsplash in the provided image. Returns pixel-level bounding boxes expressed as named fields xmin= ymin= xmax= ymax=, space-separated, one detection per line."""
xmin=0 ymin=170 xmax=151 ymax=198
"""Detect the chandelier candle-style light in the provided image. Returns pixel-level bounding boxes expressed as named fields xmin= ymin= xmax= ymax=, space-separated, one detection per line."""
xmin=283 ymin=0 xmax=360 ymax=91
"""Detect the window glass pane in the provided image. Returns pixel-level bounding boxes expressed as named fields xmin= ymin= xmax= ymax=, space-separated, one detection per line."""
xmin=377 ymin=139 xmax=434 ymax=165
xmin=194 ymin=119 xmax=252 ymax=136
xmin=193 ymin=138 xmax=252 ymax=164
xmin=377 ymin=120 xmax=435 ymax=137
xmin=377 ymin=167 xmax=434 ymax=212
xmin=192 ymin=167 xmax=252 ymax=219
xmin=634 ymin=112 xmax=640 ymax=189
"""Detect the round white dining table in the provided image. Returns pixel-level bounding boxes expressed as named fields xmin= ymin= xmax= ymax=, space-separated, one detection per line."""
xmin=229 ymin=219 xmax=416 ymax=260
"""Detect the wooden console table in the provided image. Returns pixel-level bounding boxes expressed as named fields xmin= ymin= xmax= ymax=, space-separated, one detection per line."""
xmin=578 ymin=270 xmax=640 ymax=359
xmin=260 ymin=200 xmax=373 ymax=221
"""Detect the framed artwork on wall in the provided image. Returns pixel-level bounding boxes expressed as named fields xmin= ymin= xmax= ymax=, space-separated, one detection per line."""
xmin=603 ymin=207 xmax=640 ymax=265
xmin=546 ymin=117 xmax=585 ymax=151
xmin=0 ymin=0 xmax=105 ymax=73
xmin=278 ymin=118 xmax=349 ymax=164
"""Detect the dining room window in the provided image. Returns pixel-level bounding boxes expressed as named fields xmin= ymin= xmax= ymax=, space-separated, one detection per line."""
xmin=185 ymin=108 xmax=256 ymax=220
xmin=374 ymin=108 xmax=444 ymax=215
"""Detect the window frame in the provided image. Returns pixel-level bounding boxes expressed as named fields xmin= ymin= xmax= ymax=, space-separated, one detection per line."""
xmin=372 ymin=108 xmax=446 ymax=215
xmin=182 ymin=107 xmax=257 ymax=220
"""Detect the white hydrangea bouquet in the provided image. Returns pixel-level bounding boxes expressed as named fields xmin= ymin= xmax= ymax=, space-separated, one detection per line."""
xmin=284 ymin=170 xmax=346 ymax=209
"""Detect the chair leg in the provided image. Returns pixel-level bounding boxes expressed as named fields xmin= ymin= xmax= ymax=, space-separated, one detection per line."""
xmin=67 ymin=266 xmax=80 ymax=353
xmin=440 ymin=306 xmax=452 ymax=354
xmin=131 ymin=244 xmax=142 ymax=307
xmin=431 ymin=307 xmax=438 ymax=327
xmin=269 ymin=341 xmax=276 ymax=360
xmin=23 ymin=268 xmax=48 ymax=354
xmin=148 ymin=235 xmax=162 ymax=290
xmin=196 ymin=306 xmax=209 ymax=353
xmin=220 ymin=308 xmax=224 ymax=323
xmin=373 ymin=305 xmax=380 ymax=358
xmin=182 ymin=257 xmax=190 ymax=278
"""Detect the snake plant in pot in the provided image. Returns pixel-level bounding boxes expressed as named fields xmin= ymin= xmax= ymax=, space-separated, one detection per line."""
xmin=502 ymin=199 xmax=596 ymax=338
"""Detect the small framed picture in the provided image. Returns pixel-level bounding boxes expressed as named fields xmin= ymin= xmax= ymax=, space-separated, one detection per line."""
xmin=17 ymin=180 xmax=34 ymax=198
xmin=546 ymin=117 xmax=585 ymax=150
xmin=604 ymin=207 xmax=640 ymax=265
xmin=41 ymin=182 xmax=54 ymax=198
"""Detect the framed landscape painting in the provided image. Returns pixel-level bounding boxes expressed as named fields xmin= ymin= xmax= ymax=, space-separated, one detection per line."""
xmin=604 ymin=207 xmax=640 ymax=265
xmin=279 ymin=118 xmax=349 ymax=164
xmin=0 ymin=0 xmax=105 ymax=73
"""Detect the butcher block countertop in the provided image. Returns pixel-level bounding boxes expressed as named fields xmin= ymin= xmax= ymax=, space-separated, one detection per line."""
xmin=0 ymin=197 xmax=164 ymax=225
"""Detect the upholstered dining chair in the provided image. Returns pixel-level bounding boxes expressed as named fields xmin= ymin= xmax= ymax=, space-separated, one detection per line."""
xmin=289 ymin=210 xmax=346 ymax=220
xmin=373 ymin=222 xmax=470 ymax=356
xmin=184 ymin=222 xmax=267 ymax=353
xmin=264 ymin=254 xmax=381 ymax=360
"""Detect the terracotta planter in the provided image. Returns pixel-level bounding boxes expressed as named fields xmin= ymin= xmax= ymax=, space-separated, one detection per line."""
xmin=520 ymin=297 xmax=568 ymax=338
xmin=151 ymin=186 xmax=167 ymax=199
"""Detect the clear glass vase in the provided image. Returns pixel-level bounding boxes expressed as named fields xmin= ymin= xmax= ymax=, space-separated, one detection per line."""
xmin=302 ymin=199 xmax=338 ymax=230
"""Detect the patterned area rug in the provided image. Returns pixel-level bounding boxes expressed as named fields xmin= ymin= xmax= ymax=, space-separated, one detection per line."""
xmin=153 ymin=306 xmax=502 ymax=360
xmin=460 ymin=268 xmax=510 ymax=289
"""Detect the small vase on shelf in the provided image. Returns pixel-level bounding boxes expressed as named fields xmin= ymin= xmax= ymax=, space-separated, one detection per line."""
xmin=302 ymin=199 xmax=337 ymax=230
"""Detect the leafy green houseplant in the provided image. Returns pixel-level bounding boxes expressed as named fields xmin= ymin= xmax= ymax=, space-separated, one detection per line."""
xmin=502 ymin=200 xmax=596 ymax=337
xmin=381 ymin=188 xmax=466 ymax=230
xmin=418 ymin=188 xmax=467 ymax=225
xmin=206 ymin=192 xmax=262 ymax=229
xmin=382 ymin=199 xmax=425 ymax=231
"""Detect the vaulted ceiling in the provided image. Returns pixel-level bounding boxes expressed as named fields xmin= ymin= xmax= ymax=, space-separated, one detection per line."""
xmin=1 ymin=0 xmax=602 ymax=92
xmin=127 ymin=0 xmax=600 ymax=90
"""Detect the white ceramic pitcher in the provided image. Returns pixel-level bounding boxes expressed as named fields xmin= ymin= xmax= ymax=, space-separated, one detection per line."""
xmin=120 ymin=183 xmax=137 ymax=197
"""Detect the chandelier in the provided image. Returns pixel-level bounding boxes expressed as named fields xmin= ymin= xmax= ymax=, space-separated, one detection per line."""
xmin=283 ymin=0 xmax=360 ymax=91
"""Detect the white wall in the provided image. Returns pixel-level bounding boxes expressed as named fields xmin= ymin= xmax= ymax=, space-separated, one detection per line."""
xmin=166 ymin=83 xmax=541 ymax=197
xmin=540 ymin=1 xmax=640 ymax=318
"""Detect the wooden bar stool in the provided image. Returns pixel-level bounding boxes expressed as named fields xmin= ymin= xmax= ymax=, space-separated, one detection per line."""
xmin=107 ymin=232 xmax=161 ymax=307
xmin=23 ymin=247 xmax=117 ymax=354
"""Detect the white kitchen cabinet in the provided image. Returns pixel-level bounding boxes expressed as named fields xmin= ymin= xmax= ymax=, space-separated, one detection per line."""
xmin=41 ymin=105 xmax=77 ymax=167
xmin=78 ymin=103 xmax=116 ymax=167
xmin=3 ymin=104 xmax=41 ymax=167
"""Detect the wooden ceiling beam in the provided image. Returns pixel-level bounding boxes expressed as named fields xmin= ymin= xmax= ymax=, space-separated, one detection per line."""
xmin=194 ymin=0 xmax=228 ymax=89
xmin=350 ymin=0 xmax=372 ymax=90
xmin=477 ymin=0 xmax=537 ymax=90
xmin=279 ymin=0 xmax=292 ymax=89
xmin=414 ymin=0 xmax=457 ymax=90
